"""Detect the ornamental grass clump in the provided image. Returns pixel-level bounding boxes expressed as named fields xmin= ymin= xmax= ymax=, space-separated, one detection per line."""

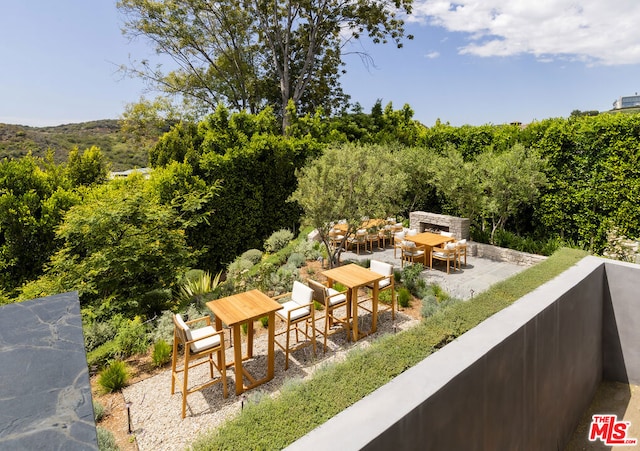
xmin=98 ymin=360 xmax=129 ymax=393
xmin=152 ymin=339 xmax=172 ymax=367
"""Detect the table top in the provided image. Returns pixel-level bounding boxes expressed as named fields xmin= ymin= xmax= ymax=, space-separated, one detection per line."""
xmin=406 ymin=232 xmax=455 ymax=248
xmin=206 ymin=289 xmax=283 ymax=326
xmin=322 ymin=263 xmax=384 ymax=288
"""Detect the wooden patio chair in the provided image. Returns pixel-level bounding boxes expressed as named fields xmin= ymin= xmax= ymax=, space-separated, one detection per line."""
xmin=401 ymin=240 xmax=427 ymax=267
xmin=430 ymin=242 xmax=458 ymax=274
xmin=307 ymin=279 xmax=349 ymax=351
xmin=393 ymin=231 xmax=406 ymax=258
xmin=346 ymin=229 xmax=367 ymax=254
xmin=362 ymin=260 xmax=396 ymax=320
xmin=273 ymin=281 xmax=317 ymax=370
xmin=455 ymin=239 xmax=468 ymax=267
xmin=171 ymin=314 xmax=227 ymax=418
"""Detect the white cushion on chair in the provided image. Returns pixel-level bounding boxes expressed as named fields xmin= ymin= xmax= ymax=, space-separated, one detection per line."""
xmin=292 ymin=280 xmax=313 ymax=306
xmin=189 ymin=326 xmax=222 ymax=352
xmin=432 ymin=251 xmax=448 ymax=258
xmin=457 ymin=239 xmax=467 ymax=245
xmin=370 ymin=259 xmax=392 ymax=276
xmin=378 ymin=278 xmax=391 ymax=289
xmin=445 ymin=242 xmax=457 ymax=250
xmin=279 ymin=300 xmax=311 ymax=321
xmin=326 ymin=287 xmax=347 ymax=306
xmin=175 ymin=314 xmax=193 ymax=341
xmin=441 ymin=231 xmax=453 ymax=237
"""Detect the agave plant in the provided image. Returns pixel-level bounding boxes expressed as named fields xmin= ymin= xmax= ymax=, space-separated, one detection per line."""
xmin=178 ymin=270 xmax=223 ymax=308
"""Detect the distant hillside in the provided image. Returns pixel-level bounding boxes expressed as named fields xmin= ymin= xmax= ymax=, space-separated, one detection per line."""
xmin=0 ymin=119 xmax=150 ymax=171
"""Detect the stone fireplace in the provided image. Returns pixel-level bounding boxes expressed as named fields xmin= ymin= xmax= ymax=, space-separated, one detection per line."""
xmin=409 ymin=211 xmax=470 ymax=240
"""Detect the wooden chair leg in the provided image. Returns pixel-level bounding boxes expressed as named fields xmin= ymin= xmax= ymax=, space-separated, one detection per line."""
xmin=182 ymin=352 xmax=189 ymax=419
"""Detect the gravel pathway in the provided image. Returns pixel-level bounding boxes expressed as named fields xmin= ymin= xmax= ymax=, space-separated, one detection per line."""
xmin=123 ymin=303 xmax=419 ymax=451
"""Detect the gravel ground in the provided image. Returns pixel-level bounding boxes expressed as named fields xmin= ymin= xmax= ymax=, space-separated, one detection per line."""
xmin=123 ymin=302 xmax=419 ymax=451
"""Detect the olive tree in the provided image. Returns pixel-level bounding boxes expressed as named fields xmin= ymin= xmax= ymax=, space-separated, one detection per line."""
xmin=290 ymin=143 xmax=407 ymax=267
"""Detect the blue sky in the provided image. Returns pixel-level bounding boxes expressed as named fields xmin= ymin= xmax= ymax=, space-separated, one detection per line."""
xmin=2 ymin=0 xmax=640 ymax=127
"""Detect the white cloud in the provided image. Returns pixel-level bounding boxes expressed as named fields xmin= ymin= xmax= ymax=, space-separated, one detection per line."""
xmin=408 ymin=0 xmax=640 ymax=65
xmin=425 ymin=51 xmax=440 ymax=59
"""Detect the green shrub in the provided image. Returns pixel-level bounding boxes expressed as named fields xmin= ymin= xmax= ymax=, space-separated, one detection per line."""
xmin=397 ymin=287 xmax=411 ymax=308
xmin=287 ymin=252 xmax=306 ymax=268
xmin=93 ymin=400 xmax=106 ymax=422
xmin=87 ymin=340 xmax=119 ymax=369
xmin=241 ymin=249 xmax=264 ymax=265
xmin=83 ymin=320 xmax=118 ymax=353
xmin=264 ymin=229 xmax=294 ymax=253
xmin=259 ymin=316 xmax=269 ymax=328
xmin=227 ymin=257 xmax=254 ymax=280
xmin=98 ymin=360 xmax=129 ymax=393
xmin=400 ymin=263 xmax=426 ymax=297
xmin=96 ymin=426 xmax=119 ymax=451
xmin=292 ymin=239 xmax=322 ymax=260
xmin=421 ymin=294 xmax=438 ymax=318
xmin=148 ymin=310 xmax=176 ymax=345
xmin=378 ymin=289 xmax=392 ymax=304
xmin=139 ymin=288 xmax=173 ymax=317
xmin=115 ymin=317 xmax=149 ymax=357
xmin=152 ymin=339 xmax=172 ymax=367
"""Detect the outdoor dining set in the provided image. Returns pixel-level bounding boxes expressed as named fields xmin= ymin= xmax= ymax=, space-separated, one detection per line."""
xmin=329 ymin=217 xmax=468 ymax=274
xmin=170 ymin=255 xmax=395 ymax=418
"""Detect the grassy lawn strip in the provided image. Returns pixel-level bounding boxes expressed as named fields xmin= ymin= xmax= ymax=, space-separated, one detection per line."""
xmin=193 ymin=247 xmax=588 ymax=450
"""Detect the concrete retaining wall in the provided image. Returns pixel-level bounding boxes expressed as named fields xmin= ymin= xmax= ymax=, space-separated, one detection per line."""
xmin=287 ymin=257 xmax=640 ymax=450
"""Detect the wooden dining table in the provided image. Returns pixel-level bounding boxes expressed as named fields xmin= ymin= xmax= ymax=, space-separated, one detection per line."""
xmin=206 ymin=289 xmax=283 ymax=395
xmin=405 ymin=232 xmax=456 ymax=261
xmin=322 ymin=264 xmax=385 ymax=341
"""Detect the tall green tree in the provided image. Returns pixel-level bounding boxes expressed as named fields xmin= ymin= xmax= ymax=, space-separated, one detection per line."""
xmin=290 ymin=143 xmax=407 ymax=267
xmin=0 ymin=155 xmax=78 ymax=293
xmin=65 ymin=146 xmax=110 ymax=187
xmin=20 ymin=176 xmax=196 ymax=318
xmin=117 ymin=0 xmax=413 ymax=129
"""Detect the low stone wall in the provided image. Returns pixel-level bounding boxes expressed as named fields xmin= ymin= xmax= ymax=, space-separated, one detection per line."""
xmin=470 ymin=241 xmax=547 ymax=266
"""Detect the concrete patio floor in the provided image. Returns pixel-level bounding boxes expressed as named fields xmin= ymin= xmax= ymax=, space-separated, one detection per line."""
xmin=339 ymin=243 xmax=532 ymax=301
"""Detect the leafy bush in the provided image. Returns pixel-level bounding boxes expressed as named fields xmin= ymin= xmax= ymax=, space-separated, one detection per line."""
xmin=148 ymin=310 xmax=176 ymax=345
xmin=241 ymin=249 xmax=264 ymax=265
xmin=139 ymin=288 xmax=173 ymax=317
xmin=286 ymin=252 xmax=306 ymax=268
xmin=83 ymin=319 xmax=118 ymax=353
xmin=420 ymin=285 xmax=462 ymax=319
xmin=227 ymin=258 xmax=254 ymax=280
xmin=115 ymin=317 xmax=149 ymax=357
xmin=96 ymin=426 xmax=119 ymax=451
xmin=93 ymin=400 xmax=106 ymax=422
xmin=152 ymin=339 xmax=172 ymax=367
xmin=87 ymin=340 xmax=120 ymax=369
xmin=400 ymin=263 xmax=427 ymax=297
xmin=264 ymin=229 xmax=294 ymax=253
xmin=177 ymin=270 xmax=222 ymax=309
xmin=421 ymin=294 xmax=438 ymax=318
xmin=260 ymin=316 xmax=269 ymax=328
xmin=98 ymin=360 xmax=129 ymax=393
xmin=397 ymin=287 xmax=411 ymax=308
xmin=292 ymin=239 xmax=322 ymax=260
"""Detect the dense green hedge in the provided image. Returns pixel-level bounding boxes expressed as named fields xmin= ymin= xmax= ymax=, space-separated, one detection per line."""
xmin=150 ymin=106 xmax=322 ymax=268
xmin=192 ymin=247 xmax=587 ymax=450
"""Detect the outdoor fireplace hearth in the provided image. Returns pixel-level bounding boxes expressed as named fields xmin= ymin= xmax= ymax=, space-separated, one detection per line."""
xmin=409 ymin=211 xmax=470 ymax=240
xmin=420 ymin=223 xmax=450 ymax=234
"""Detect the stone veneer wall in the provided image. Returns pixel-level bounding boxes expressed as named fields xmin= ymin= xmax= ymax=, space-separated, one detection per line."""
xmin=470 ymin=242 xmax=547 ymax=266
xmin=409 ymin=211 xmax=470 ymax=240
